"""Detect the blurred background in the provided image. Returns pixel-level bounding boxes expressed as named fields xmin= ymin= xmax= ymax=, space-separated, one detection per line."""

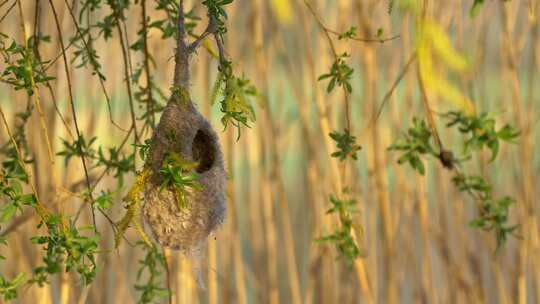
xmin=0 ymin=0 xmax=539 ymax=303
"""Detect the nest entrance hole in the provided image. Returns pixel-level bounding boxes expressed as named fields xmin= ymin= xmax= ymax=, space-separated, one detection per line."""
xmin=192 ymin=129 xmax=216 ymax=173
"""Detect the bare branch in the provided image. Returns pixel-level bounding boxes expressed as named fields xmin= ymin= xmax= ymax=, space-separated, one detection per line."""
xmin=173 ymin=0 xmax=190 ymax=89
xmin=188 ymin=16 xmax=219 ymax=53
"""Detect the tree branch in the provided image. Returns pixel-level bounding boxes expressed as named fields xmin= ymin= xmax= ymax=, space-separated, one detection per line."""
xmin=173 ymin=0 xmax=190 ymax=90
xmin=188 ymin=16 xmax=218 ymax=53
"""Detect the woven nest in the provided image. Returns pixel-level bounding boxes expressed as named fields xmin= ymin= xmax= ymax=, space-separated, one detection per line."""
xmin=142 ymin=99 xmax=226 ymax=252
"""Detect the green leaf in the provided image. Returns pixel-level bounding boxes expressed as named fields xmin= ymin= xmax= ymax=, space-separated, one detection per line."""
xmin=329 ymin=129 xmax=362 ymax=161
xmin=376 ymin=27 xmax=384 ymax=38
xmin=0 ymin=204 xmax=17 ymax=222
xmin=470 ymin=0 xmax=484 ymax=18
xmin=497 ymin=125 xmax=520 ymax=142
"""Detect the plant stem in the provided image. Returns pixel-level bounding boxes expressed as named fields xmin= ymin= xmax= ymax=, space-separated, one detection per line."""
xmin=173 ymin=0 xmax=190 ymax=92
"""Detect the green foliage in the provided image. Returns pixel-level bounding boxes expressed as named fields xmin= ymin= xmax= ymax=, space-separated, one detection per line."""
xmin=469 ymin=196 xmax=517 ymax=248
xmin=0 ymin=273 xmax=25 ymax=301
xmin=96 ymin=147 xmax=135 ymax=187
xmin=0 ymin=33 xmax=55 ymax=96
xmin=71 ymin=28 xmax=106 ymax=81
xmin=58 ymin=135 xmax=135 ymax=186
xmin=318 ymin=53 xmax=354 ymax=93
xmin=31 ymin=215 xmax=99 ymax=286
xmin=452 ymin=173 xmax=517 ymax=249
xmin=0 ymin=238 xmax=26 ymax=301
xmin=213 ymin=61 xmax=257 ymax=140
xmin=0 ymin=138 xmax=36 ymax=223
xmin=0 ymin=250 xmax=26 ymax=302
xmin=139 ymin=0 xmax=200 ymax=40
xmin=93 ymin=190 xmax=114 ymax=210
xmin=0 ymin=144 xmax=31 ymax=301
xmin=57 ymin=135 xmax=97 ymax=167
xmin=134 ymin=243 xmax=169 ymax=304
xmin=134 ymin=138 xmax=153 ymax=161
xmin=389 ymin=111 xmax=520 ymax=248
xmin=469 ymin=0 xmax=484 ymax=18
xmin=445 ymin=111 xmax=520 ymax=161
xmin=202 ymin=0 xmax=234 ymax=37
xmin=97 ymin=0 xmax=131 ymax=39
xmin=0 ymin=146 xmax=31 ymax=183
xmin=329 ymin=129 xmax=362 ymax=161
xmin=338 ymin=26 xmax=357 ymax=40
xmin=388 ymin=118 xmax=436 ymax=175
xmin=160 ymin=152 xmax=202 ymax=209
xmin=0 ymin=170 xmax=37 ymax=223
xmin=316 ymin=195 xmax=362 ymax=265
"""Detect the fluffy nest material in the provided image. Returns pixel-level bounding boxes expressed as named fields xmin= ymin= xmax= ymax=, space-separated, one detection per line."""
xmin=142 ymin=97 xmax=226 ymax=252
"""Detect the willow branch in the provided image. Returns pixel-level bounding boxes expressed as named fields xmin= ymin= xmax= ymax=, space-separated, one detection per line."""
xmin=173 ymin=0 xmax=190 ymax=90
xmin=188 ymin=16 xmax=219 ymax=53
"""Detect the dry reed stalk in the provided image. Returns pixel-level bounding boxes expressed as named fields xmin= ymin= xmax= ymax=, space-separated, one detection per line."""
xmin=276 ymin=29 xmax=334 ymax=303
xmin=252 ymin=2 xmax=303 ymax=303
xmin=177 ymin=255 xmax=195 ymax=303
xmin=245 ymin=129 xmax=266 ymax=301
xmin=355 ymin=11 xmax=396 ymax=304
xmin=224 ymin=129 xmax=248 ymax=304
xmin=259 ymin=167 xmax=279 ymax=304
xmin=207 ymin=239 xmax=218 ymax=304
xmin=500 ymin=4 xmax=533 ymax=304
xmin=415 ymin=174 xmax=435 ymax=302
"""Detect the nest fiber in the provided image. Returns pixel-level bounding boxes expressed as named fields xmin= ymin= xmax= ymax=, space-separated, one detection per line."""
xmin=142 ymin=98 xmax=226 ymax=252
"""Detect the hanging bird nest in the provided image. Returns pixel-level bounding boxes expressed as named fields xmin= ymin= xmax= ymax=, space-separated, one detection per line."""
xmin=141 ymin=96 xmax=226 ymax=252
xmin=119 ymin=1 xmax=229 ymax=256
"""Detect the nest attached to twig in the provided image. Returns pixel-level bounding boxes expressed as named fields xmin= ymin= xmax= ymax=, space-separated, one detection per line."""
xmin=141 ymin=97 xmax=226 ymax=252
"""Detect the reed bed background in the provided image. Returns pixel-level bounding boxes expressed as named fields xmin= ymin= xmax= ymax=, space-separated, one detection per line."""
xmin=0 ymin=0 xmax=539 ymax=303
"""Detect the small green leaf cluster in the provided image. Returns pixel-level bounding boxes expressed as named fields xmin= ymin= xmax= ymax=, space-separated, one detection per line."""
xmin=316 ymin=195 xmax=361 ymax=265
xmin=71 ymin=28 xmax=106 ymax=81
xmin=0 ymin=33 xmax=55 ymax=96
xmin=0 ymin=238 xmax=26 ymax=301
xmin=318 ymin=53 xmax=354 ymax=93
xmin=71 ymin=0 xmax=124 ymax=81
xmin=469 ymin=0 xmax=484 ymax=18
xmin=58 ymin=135 xmax=135 ymax=186
xmin=445 ymin=111 xmax=520 ymax=161
xmin=31 ymin=215 xmax=99 ymax=286
xmin=95 ymin=0 xmax=131 ymax=39
xmin=57 ymin=135 xmax=97 ymax=166
xmin=134 ymin=243 xmax=169 ymax=304
xmin=338 ymin=26 xmax=358 ymax=40
xmin=0 ymin=136 xmax=36 ymax=222
xmin=212 ymin=61 xmax=257 ymax=140
xmin=329 ymin=129 xmax=362 ymax=161
xmin=93 ymin=190 xmax=114 ymax=210
xmin=0 ymin=117 xmax=36 ymax=300
xmin=96 ymin=147 xmax=135 ymax=186
xmin=388 ymin=118 xmax=436 ymax=175
xmin=452 ymin=174 xmax=517 ymax=248
xmin=134 ymin=138 xmax=153 ymax=161
xmin=159 ymin=152 xmax=202 ymax=209
xmin=389 ymin=111 xmax=520 ymax=248
xmin=0 ymin=169 xmax=37 ymax=223
xmin=202 ymin=0 xmax=234 ymax=37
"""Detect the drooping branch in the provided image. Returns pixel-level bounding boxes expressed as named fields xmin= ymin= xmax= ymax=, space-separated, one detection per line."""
xmin=173 ymin=0 xmax=190 ymax=90
xmin=173 ymin=1 xmax=227 ymax=96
